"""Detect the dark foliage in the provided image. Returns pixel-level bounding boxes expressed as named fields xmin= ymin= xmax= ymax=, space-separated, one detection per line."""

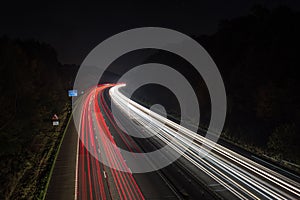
xmin=199 ymin=6 xmax=300 ymax=164
xmin=0 ymin=37 xmax=68 ymax=199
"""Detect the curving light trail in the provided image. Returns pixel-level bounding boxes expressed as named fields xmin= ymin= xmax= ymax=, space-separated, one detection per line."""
xmin=109 ymin=84 xmax=300 ymax=200
xmin=77 ymin=84 xmax=145 ymax=200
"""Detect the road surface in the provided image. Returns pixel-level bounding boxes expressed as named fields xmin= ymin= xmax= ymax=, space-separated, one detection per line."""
xmin=77 ymin=85 xmax=189 ymax=200
xmin=108 ymin=84 xmax=300 ymax=200
xmin=47 ymin=83 xmax=300 ymax=200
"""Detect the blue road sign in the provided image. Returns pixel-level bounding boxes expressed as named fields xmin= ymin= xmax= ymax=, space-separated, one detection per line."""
xmin=68 ymin=90 xmax=78 ymax=97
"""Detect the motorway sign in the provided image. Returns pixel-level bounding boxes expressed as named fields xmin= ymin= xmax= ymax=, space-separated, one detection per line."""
xmin=68 ymin=90 xmax=78 ymax=97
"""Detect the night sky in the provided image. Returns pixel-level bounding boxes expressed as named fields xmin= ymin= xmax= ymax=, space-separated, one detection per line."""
xmin=1 ymin=0 xmax=299 ymax=64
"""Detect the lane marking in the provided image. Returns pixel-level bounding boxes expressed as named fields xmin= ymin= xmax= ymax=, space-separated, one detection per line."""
xmin=74 ymin=125 xmax=80 ymax=200
xmin=251 ymin=155 xmax=300 ymax=180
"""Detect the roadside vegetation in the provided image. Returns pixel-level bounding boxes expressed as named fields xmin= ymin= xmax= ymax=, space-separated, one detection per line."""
xmin=0 ymin=38 xmax=72 ymax=199
xmin=209 ymin=6 xmax=300 ymax=172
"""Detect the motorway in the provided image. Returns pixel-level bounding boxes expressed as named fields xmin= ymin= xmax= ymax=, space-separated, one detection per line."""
xmin=108 ymin=84 xmax=300 ymax=200
xmin=78 ymin=85 xmax=145 ymax=199
xmin=77 ymin=84 xmax=194 ymax=200
xmin=47 ymin=83 xmax=300 ymax=200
